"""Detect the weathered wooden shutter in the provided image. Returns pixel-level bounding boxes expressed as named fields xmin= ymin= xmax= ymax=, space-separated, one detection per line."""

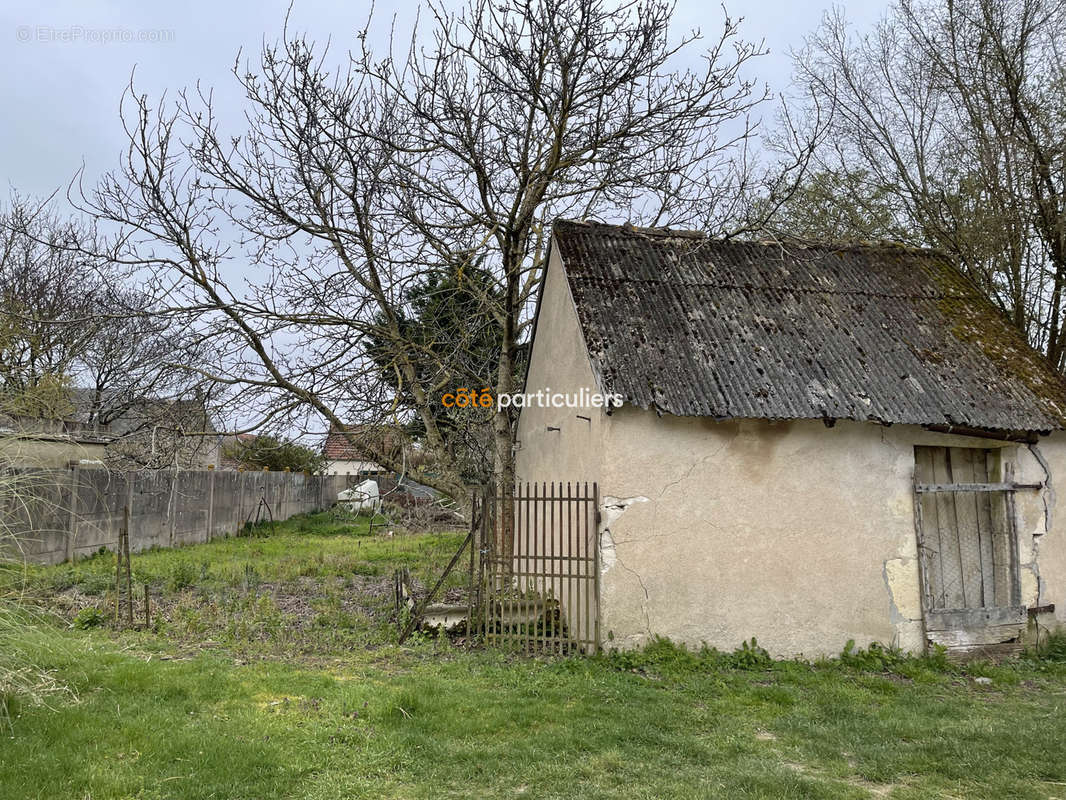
xmin=913 ymin=446 xmax=1026 ymax=658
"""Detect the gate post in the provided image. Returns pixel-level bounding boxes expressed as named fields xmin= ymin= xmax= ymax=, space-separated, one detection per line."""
xmin=466 ymin=488 xmax=479 ymax=643
xmin=593 ymin=482 xmax=601 ymax=654
xmin=483 ymin=485 xmax=496 ymax=646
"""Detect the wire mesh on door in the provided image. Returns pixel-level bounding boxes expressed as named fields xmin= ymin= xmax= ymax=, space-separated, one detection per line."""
xmin=914 ymin=446 xmax=1021 ymax=611
xmin=471 ymin=482 xmax=600 ymax=654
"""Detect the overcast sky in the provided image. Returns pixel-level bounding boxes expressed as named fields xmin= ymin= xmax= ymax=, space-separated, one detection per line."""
xmin=1 ymin=0 xmax=885 ymax=202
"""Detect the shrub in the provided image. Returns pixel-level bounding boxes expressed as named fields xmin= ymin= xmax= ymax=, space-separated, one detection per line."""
xmin=72 ymin=607 xmax=106 ymax=630
xmin=166 ymin=561 xmax=199 ymax=592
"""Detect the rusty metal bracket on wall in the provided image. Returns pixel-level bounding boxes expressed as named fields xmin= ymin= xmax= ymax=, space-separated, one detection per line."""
xmin=914 ymin=482 xmax=1042 ymax=493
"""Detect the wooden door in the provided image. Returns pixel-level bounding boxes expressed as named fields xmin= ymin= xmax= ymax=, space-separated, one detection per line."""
xmin=913 ymin=446 xmax=1025 ymax=657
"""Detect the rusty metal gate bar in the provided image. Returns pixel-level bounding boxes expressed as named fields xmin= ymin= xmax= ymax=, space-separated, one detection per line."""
xmin=471 ymin=482 xmax=599 ymax=654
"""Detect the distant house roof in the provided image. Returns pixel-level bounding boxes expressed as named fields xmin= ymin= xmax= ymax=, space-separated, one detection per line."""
xmin=322 ymin=424 xmax=397 ymax=464
xmin=69 ymin=388 xmax=216 ymax=436
xmin=549 ymin=219 xmax=1066 ymax=432
xmin=107 ymin=400 xmax=215 ymax=437
xmin=323 ymin=428 xmax=361 ymax=461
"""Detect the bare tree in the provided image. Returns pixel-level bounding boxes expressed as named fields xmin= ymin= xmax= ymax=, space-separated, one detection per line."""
xmin=80 ymin=0 xmax=816 ymax=500
xmin=792 ymin=0 xmax=1066 ymax=365
xmin=0 ymin=196 xmax=101 ymax=418
xmin=75 ymin=285 xmax=213 ymax=427
xmin=0 ymin=194 xmax=214 ymax=429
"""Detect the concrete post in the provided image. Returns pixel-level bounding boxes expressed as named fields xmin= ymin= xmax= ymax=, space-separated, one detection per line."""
xmin=64 ymin=464 xmax=79 ymax=562
xmin=237 ymin=470 xmax=246 ymax=531
xmin=206 ymin=468 xmax=215 ymax=542
xmin=127 ymin=475 xmax=135 ymax=552
xmin=167 ymin=471 xmax=177 ymax=547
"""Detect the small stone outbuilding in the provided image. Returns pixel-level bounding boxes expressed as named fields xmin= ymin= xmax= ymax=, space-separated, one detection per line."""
xmin=516 ymin=219 xmax=1066 ymax=658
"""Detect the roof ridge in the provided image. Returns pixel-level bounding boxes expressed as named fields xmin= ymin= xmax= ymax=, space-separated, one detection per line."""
xmin=554 ymin=218 xmax=706 ymax=240
xmin=554 ymin=218 xmax=950 ymax=257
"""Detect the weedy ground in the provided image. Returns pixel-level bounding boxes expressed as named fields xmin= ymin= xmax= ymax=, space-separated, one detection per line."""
xmin=2 ymin=511 xmax=1066 ymax=799
xmin=16 ymin=511 xmax=469 ymax=659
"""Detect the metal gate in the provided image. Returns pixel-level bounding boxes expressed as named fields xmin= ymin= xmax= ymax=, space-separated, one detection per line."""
xmin=471 ymin=482 xmax=601 ymax=653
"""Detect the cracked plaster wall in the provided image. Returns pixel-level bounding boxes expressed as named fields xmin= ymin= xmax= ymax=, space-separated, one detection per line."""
xmin=597 ymin=411 xmax=1060 ymax=658
xmin=1027 ymin=431 xmax=1066 ymax=633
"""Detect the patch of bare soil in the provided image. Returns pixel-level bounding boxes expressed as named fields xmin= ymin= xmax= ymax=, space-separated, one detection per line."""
xmin=265 ymin=575 xmax=395 ymax=626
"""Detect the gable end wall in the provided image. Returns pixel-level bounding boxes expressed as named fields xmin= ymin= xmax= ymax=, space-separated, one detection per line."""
xmin=515 ymin=245 xmax=605 ymax=487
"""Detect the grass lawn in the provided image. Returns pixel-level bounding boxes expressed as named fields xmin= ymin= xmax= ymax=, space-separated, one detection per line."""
xmin=3 ymin=512 xmax=1066 ymax=799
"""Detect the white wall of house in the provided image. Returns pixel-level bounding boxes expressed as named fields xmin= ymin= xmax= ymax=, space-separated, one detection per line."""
xmin=324 ymin=459 xmax=385 ymax=476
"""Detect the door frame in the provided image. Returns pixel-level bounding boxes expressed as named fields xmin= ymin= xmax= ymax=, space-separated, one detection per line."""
xmin=912 ymin=448 xmax=1040 ymax=656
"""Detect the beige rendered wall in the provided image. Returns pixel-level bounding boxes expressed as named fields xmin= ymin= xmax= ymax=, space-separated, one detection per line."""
xmin=515 ymin=245 xmax=606 ymax=488
xmin=0 ymin=436 xmax=107 ymax=468
xmin=597 ymin=411 xmax=1058 ymax=658
xmin=1026 ymin=430 xmax=1066 ymax=635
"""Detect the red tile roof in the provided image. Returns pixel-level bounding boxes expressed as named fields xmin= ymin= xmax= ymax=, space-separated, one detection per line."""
xmin=323 ymin=428 xmax=364 ymax=460
xmin=322 ymin=425 xmax=398 ymax=461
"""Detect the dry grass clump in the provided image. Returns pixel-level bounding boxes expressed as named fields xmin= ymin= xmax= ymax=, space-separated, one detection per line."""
xmin=0 ymin=460 xmax=78 ymax=732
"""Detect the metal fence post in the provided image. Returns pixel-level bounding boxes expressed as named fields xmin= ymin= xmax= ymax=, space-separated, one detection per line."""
xmin=593 ymin=482 xmax=601 ymax=654
xmin=467 ymin=489 xmax=478 ymax=643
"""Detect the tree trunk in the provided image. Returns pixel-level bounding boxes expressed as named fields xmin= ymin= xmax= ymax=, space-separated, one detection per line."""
xmin=492 ymin=259 xmax=519 ymax=562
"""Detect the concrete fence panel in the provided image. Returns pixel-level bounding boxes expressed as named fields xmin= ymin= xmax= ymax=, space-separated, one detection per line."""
xmin=1 ymin=467 xmax=345 ymax=565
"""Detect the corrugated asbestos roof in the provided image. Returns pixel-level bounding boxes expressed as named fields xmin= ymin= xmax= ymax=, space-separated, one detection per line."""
xmin=552 ymin=219 xmax=1066 ymax=431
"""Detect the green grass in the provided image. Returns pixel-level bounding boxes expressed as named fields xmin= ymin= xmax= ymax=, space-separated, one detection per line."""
xmin=25 ymin=511 xmax=466 ymax=595
xmin=3 ymin=513 xmax=1066 ymax=799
